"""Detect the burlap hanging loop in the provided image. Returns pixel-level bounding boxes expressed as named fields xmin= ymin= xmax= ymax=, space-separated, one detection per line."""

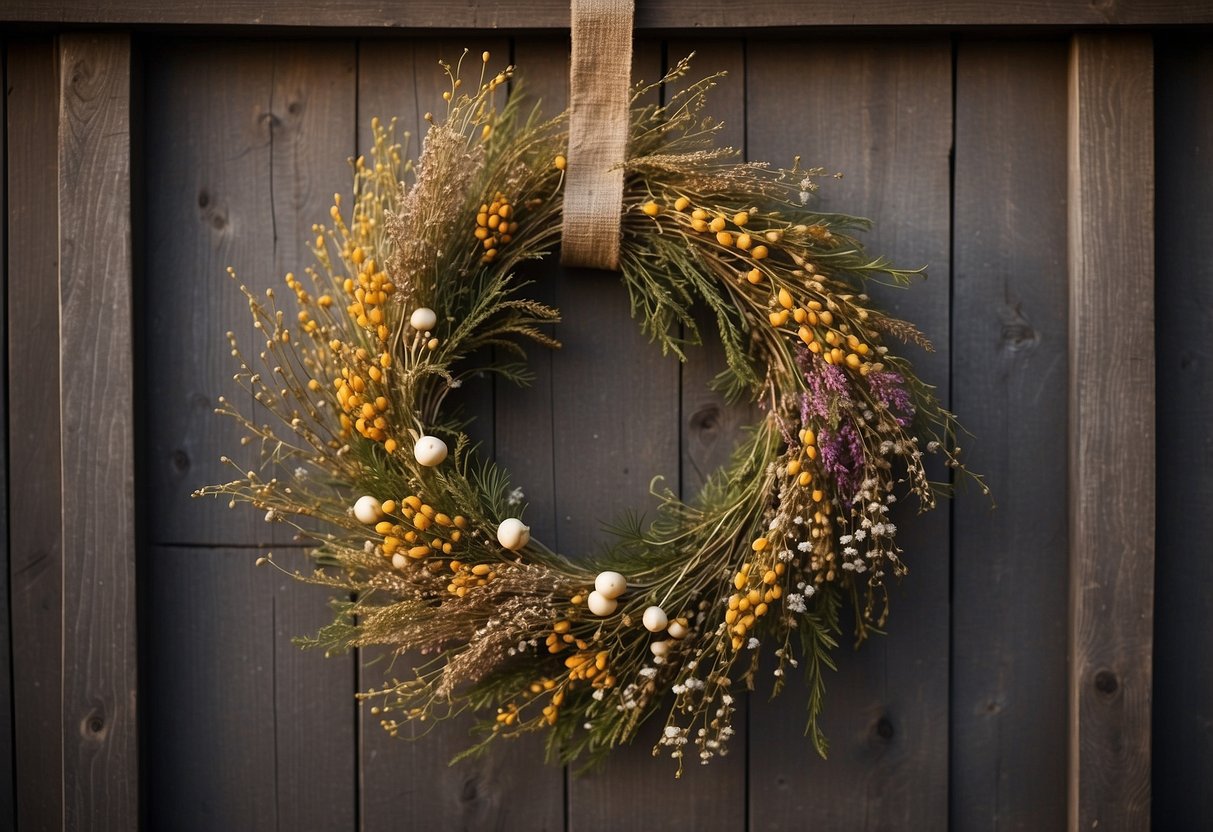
xmin=560 ymin=0 xmax=634 ymax=271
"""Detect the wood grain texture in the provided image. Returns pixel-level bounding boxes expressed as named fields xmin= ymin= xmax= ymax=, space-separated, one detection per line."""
xmin=58 ymin=32 xmax=138 ymax=831
xmin=145 ymin=39 xmax=276 ymax=546
xmin=356 ymin=36 xmax=563 ymax=832
xmin=1153 ymin=36 xmax=1213 ymax=831
xmin=670 ymin=38 xmax=752 ymax=498
xmin=556 ymin=40 xmax=685 ymax=832
xmin=145 ymin=534 xmax=358 ymax=832
xmin=951 ymin=39 xmax=1069 ymax=832
xmin=4 ymin=0 xmax=1212 ymax=27
xmin=746 ymin=37 xmax=953 ymax=831
xmin=0 ymin=37 xmax=14 ymax=832
xmin=145 ymin=545 xmax=339 ymax=830
xmin=1066 ymin=33 xmax=1155 ymax=832
xmin=493 ymin=36 xmax=565 ymax=552
xmin=143 ymin=39 xmax=358 ymax=830
xmin=665 ymin=36 xmax=750 ymax=828
xmin=146 ymin=38 xmax=360 ymax=549
xmin=6 ymin=37 xmax=64 ymax=832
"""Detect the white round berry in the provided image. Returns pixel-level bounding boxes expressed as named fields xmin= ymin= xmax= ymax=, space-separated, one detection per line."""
xmin=587 ymin=591 xmax=618 ymax=617
xmin=409 ymin=307 xmax=438 ymax=332
xmin=353 ymin=495 xmax=382 ymax=524
xmin=642 ymin=605 xmax=668 ymax=633
xmin=594 ymin=571 xmax=627 ymax=600
xmin=496 ymin=518 xmax=530 ymax=551
xmin=413 ymin=435 xmax=448 ymax=467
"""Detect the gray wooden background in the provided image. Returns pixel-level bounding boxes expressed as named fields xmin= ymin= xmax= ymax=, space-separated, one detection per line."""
xmin=1 ymin=7 xmax=1210 ymax=831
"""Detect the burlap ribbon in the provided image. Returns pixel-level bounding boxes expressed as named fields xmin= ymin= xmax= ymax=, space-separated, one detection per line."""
xmin=560 ymin=0 xmax=634 ymax=271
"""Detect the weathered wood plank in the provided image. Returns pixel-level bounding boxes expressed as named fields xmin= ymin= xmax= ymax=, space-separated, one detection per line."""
xmin=0 ymin=37 xmax=14 ymax=832
xmin=145 ymin=545 xmax=330 ymax=830
xmin=58 ymin=32 xmax=138 ymax=831
xmin=145 ymin=39 xmax=276 ymax=546
xmin=670 ymin=38 xmax=751 ymax=498
xmin=1066 ymin=32 xmax=1155 ymax=832
xmin=547 ymin=40 xmax=673 ymax=558
xmin=143 ymin=38 xmax=358 ymax=830
xmin=665 ymin=36 xmax=749 ymax=828
xmin=147 ymin=551 xmax=356 ymax=829
xmin=561 ymin=39 xmax=705 ymax=832
xmin=356 ymin=36 xmax=565 ymax=832
xmin=494 ymin=35 xmax=564 ymax=551
xmin=746 ymin=37 xmax=953 ymax=831
xmin=1153 ymin=36 xmax=1213 ymax=831
xmin=4 ymin=0 xmax=1211 ymax=28
xmin=6 ymin=36 xmax=63 ymax=832
xmin=263 ymin=42 xmax=360 ymax=828
xmin=951 ymin=39 xmax=1070 ymax=832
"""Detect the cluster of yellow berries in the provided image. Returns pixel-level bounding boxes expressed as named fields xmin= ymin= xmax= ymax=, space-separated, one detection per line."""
xmin=544 ymin=619 xmax=590 ymax=654
xmin=283 ymin=272 xmax=324 ymax=336
xmin=645 ymin=197 xmax=780 ymax=258
xmin=564 ymin=650 xmax=616 ymax=689
xmin=373 ymin=495 xmax=467 ymax=560
xmin=787 ymin=428 xmax=826 ymax=500
xmin=494 ymin=682 xmax=566 ymax=729
xmin=494 ymin=702 xmax=520 ymax=727
xmin=726 ymin=548 xmax=786 ymax=651
xmin=768 ymin=282 xmax=875 ymax=373
xmin=447 ymin=560 xmax=496 ymax=597
xmin=642 ymin=194 xmax=878 ymax=377
xmin=537 ymin=686 xmax=564 ymax=726
xmin=342 ymin=247 xmax=396 ymax=343
xmin=526 ymin=679 xmax=567 ymax=727
xmin=474 ymin=193 xmax=519 ymax=264
xmin=331 ymin=351 xmax=396 ymax=450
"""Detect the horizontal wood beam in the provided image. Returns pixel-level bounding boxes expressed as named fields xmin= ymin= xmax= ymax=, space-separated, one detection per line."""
xmin=1066 ymin=32 xmax=1154 ymax=832
xmin=3 ymin=0 xmax=1212 ymax=28
xmin=58 ymin=32 xmax=139 ymax=831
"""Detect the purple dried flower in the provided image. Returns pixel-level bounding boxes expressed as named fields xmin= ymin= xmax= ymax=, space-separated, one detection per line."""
xmin=801 ymin=354 xmax=853 ymax=423
xmin=867 ymin=370 xmax=915 ymax=426
xmin=819 ymin=422 xmax=864 ymax=499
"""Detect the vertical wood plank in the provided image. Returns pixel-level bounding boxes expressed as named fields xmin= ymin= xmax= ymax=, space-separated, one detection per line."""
xmin=145 ymin=40 xmax=274 ymax=547
xmin=562 ymin=39 xmax=690 ymax=832
xmin=642 ymin=35 xmax=749 ymax=829
xmin=549 ymin=38 xmax=675 ymax=559
xmin=494 ymin=35 xmax=563 ymax=550
xmin=58 ymin=32 xmax=138 ymax=830
xmin=1153 ymin=36 xmax=1213 ymax=831
xmin=145 ymin=545 xmax=279 ymax=830
xmin=0 ymin=37 xmax=14 ymax=832
xmin=263 ymin=42 xmax=360 ymax=831
xmin=6 ymin=36 xmax=63 ymax=832
xmin=746 ymin=37 xmax=953 ymax=831
xmin=951 ymin=39 xmax=1069 ymax=831
xmin=670 ymin=39 xmax=752 ymax=497
xmin=1066 ymin=33 xmax=1154 ymax=832
xmin=143 ymin=38 xmax=358 ymax=831
xmin=357 ymin=36 xmax=565 ymax=832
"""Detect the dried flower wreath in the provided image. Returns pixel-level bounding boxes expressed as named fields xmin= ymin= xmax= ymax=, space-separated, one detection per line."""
xmin=198 ymin=53 xmax=986 ymax=774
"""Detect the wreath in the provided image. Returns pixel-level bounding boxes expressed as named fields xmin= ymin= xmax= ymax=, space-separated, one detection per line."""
xmin=199 ymin=52 xmax=985 ymax=773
